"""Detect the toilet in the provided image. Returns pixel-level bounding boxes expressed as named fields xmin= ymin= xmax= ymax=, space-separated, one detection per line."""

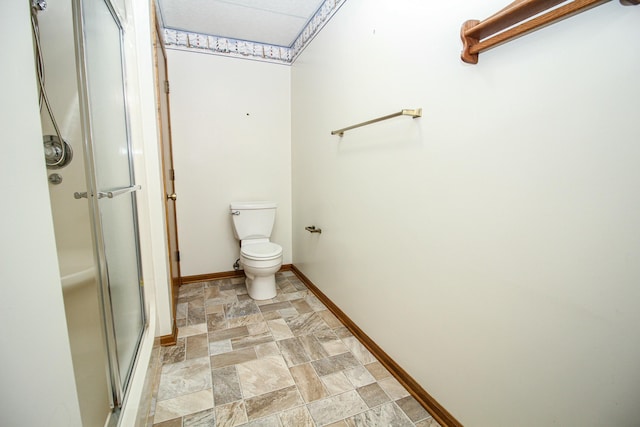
xmin=230 ymin=201 xmax=283 ymax=300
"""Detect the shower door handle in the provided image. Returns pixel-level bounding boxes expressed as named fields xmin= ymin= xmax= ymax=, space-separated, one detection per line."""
xmin=98 ymin=184 xmax=141 ymax=199
xmin=167 ymin=193 xmax=177 ymax=201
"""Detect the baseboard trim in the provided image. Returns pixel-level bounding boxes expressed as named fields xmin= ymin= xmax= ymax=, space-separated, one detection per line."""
xmin=159 ymin=319 xmax=178 ymax=347
xmin=290 ymin=265 xmax=462 ymax=427
xmin=180 ymin=264 xmax=294 ymax=285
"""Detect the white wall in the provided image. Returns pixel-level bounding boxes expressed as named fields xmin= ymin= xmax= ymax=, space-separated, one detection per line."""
xmin=167 ymin=51 xmax=292 ymax=276
xmin=291 ymin=1 xmax=640 ymax=425
xmin=0 ymin=2 xmax=82 ymax=426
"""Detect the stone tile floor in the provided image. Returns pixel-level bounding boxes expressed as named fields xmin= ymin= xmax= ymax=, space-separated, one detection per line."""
xmin=150 ymin=271 xmax=441 ymax=427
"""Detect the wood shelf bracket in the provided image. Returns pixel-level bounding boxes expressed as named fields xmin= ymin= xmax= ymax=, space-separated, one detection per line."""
xmin=460 ymin=0 xmax=639 ymax=64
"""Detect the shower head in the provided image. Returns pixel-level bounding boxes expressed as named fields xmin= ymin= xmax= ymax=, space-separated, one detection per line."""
xmin=32 ymin=0 xmax=47 ymax=12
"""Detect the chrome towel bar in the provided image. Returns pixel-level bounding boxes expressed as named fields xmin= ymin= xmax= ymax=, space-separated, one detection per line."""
xmin=331 ymin=108 xmax=422 ymax=136
xmin=74 ymin=184 xmax=141 ymax=200
xmin=99 ymin=184 xmax=141 ymax=199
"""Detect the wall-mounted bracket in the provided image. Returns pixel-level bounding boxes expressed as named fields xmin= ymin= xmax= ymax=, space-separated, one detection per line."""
xmin=461 ymin=0 xmax=638 ymax=64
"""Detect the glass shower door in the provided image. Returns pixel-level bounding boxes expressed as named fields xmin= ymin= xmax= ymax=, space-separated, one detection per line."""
xmin=74 ymin=0 xmax=145 ymax=407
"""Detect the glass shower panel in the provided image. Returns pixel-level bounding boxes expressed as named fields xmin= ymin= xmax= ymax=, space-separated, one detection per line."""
xmin=80 ymin=0 xmax=144 ymax=394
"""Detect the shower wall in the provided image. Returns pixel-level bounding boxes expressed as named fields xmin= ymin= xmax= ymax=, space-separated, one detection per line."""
xmin=38 ymin=0 xmax=92 ymax=254
xmin=37 ymin=3 xmax=110 ymax=425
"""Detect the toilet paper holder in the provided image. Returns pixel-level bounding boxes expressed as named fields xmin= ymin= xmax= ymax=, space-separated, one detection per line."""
xmin=305 ymin=226 xmax=322 ymax=234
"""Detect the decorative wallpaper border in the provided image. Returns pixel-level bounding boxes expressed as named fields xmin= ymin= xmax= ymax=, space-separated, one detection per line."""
xmin=163 ymin=0 xmax=347 ymax=64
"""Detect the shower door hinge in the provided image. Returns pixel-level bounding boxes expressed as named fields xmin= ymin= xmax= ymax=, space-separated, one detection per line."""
xmin=164 ymin=80 xmax=170 ymax=94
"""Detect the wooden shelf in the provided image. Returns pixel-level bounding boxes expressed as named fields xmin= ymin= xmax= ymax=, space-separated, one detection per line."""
xmin=460 ymin=0 xmax=639 ymax=64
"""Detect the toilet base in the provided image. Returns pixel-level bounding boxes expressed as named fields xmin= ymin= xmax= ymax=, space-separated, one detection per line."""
xmin=245 ymin=273 xmax=277 ymax=300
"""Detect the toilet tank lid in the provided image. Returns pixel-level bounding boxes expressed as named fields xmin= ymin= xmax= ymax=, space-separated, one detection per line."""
xmin=230 ymin=201 xmax=277 ymax=210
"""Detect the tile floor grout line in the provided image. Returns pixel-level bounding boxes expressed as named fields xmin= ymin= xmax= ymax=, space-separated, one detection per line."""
xmin=153 ymin=273 xmax=438 ymax=426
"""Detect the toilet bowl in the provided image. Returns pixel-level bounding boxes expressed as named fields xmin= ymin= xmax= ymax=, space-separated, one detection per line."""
xmin=240 ymin=241 xmax=282 ymax=300
xmin=230 ymin=201 xmax=282 ymax=300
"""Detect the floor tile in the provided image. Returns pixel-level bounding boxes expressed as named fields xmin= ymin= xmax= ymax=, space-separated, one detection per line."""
xmin=285 ymin=312 xmax=330 ymax=336
xmin=231 ymin=331 xmax=274 ymax=350
xmin=343 ymin=365 xmax=376 ymax=388
xmin=314 ymin=329 xmax=339 ymax=343
xmin=161 ymin=338 xmax=185 ymax=365
xmin=178 ymin=323 xmax=208 ymax=339
xmin=356 ymin=382 xmax=390 ymax=408
xmin=307 ymin=390 xmax=368 ymax=426
xmin=344 ymin=402 xmax=413 ymax=427
xmin=243 ymin=414 xmax=281 ymax=426
xmin=228 ymin=314 xmax=264 ymax=329
xmin=176 ymin=302 xmax=188 ymax=320
xmin=277 ymin=337 xmax=311 ymax=367
xmin=279 ymin=405 xmax=315 ymax=426
xmin=212 ymin=365 xmax=242 ymax=407
xmin=317 ymin=310 xmax=342 ymax=328
xmin=333 ymin=327 xmax=353 ymax=339
xmin=396 ymin=395 xmax=432 ymax=423
xmin=153 ymin=418 xmax=181 ymax=427
xmin=186 ymin=333 xmax=209 ymax=360
xmin=254 ymin=341 xmax=280 ymax=358
xmin=208 ymin=325 xmax=249 ymax=342
xmin=304 ymin=294 xmax=327 ymax=312
xmin=243 ymin=385 xmax=303 ymax=421
xmin=290 ymin=298 xmax=314 ymax=314
xmin=289 ymin=362 xmax=329 ymax=403
xmin=153 ymin=389 xmax=214 ymax=424
xmin=259 ymin=301 xmax=292 ymax=313
xmin=205 ymin=302 xmax=224 ymax=315
xmin=321 ymin=339 xmax=350 ymax=357
xmin=183 ymin=408 xmax=215 ymax=426
xmin=277 ymin=290 xmax=308 ymax=301
xmin=311 ymin=352 xmax=360 ymax=376
xmin=364 ymin=361 xmax=391 ymax=380
xmin=341 ymin=336 xmax=377 ymax=365
xmin=236 ymin=355 xmax=295 ymax=398
xmin=277 ymin=307 xmax=300 ymax=318
xmin=298 ymin=334 xmax=329 ymax=361
xmin=209 ymin=339 xmax=232 ymax=356
xmin=152 ymin=272 xmax=431 ymax=427
xmin=321 ymin=371 xmax=356 ymax=396
xmin=187 ymin=300 xmax=206 ymax=325
xmin=247 ymin=321 xmax=269 ymax=335
xmin=262 ymin=311 xmax=282 ymax=321
xmin=206 ymin=312 xmax=227 ymax=332
xmin=225 ymin=298 xmax=260 ymax=319
xmin=415 ymin=417 xmax=442 ymax=427
xmin=214 ymin=400 xmax=247 ymax=427
xmin=267 ymin=318 xmax=294 ymax=341
xmin=157 ymin=357 xmax=211 ymax=401
xmin=278 ymin=281 xmax=298 ymax=293
xmin=210 ymin=347 xmax=257 ymax=369
xmin=378 ymin=376 xmax=411 ymax=400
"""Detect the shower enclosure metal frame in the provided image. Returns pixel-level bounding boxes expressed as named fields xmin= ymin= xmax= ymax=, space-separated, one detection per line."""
xmin=71 ymin=0 xmax=146 ymax=410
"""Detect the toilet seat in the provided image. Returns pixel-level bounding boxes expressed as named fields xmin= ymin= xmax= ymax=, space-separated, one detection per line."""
xmin=241 ymin=242 xmax=282 ymax=261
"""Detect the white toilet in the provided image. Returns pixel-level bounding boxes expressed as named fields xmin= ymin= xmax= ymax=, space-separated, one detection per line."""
xmin=230 ymin=201 xmax=283 ymax=300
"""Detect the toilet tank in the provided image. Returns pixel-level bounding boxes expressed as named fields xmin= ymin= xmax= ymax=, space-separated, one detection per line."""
xmin=230 ymin=201 xmax=277 ymax=240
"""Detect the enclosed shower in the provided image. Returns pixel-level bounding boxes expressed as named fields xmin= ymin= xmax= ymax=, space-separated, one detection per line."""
xmin=33 ymin=0 xmax=146 ymax=425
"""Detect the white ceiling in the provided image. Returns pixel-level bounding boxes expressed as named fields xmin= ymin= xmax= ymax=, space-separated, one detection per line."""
xmin=157 ymin=0 xmax=327 ymax=47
